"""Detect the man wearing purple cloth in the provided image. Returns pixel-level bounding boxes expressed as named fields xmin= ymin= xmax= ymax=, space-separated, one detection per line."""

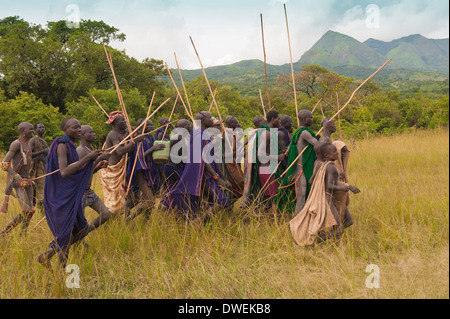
xmin=125 ymin=118 xmax=165 ymax=222
xmin=37 ymin=118 xmax=102 ymax=269
xmin=161 ymin=112 xmax=231 ymax=223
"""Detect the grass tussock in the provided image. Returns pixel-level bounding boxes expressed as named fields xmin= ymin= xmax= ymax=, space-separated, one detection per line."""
xmin=0 ymin=129 xmax=448 ymax=299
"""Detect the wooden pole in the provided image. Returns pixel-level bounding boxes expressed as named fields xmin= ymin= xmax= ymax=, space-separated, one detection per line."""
xmin=163 ymin=95 xmax=179 ymax=138
xmin=126 ymin=92 xmax=156 ymax=195
xmin=208 ymin=88 xmax=218 ymax=113
xmin=173 ymin=52 xmax=195 ymax=120
xmin=32 ymin=216 xmax=46 ymax=230
xmin=189 ymin=36 xmax=233 ymax=151
xmin=311 ymin=98 xmax=323 ymax=114
xmin=259 ymin=89 xmax=267 ymax=118
xmin=336 ymin=92 xmax=342 ymax=140
xmin=165 ymin=62 xmax=196 ymax=125
xmin=103 ymin=44 xmax=132 ymax=135
xmin=189 ymin=36 xmax=222 ymax=121
xmin=91 ymin=95 xmax=110 ymax=118
xmin=284 ymin=4 xmax=299 ymax=128
xmin=260 ymin=14 xmax=271 ymax=110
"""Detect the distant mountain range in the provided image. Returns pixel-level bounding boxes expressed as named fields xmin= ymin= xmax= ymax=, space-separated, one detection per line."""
xmin=168 ymin=30 xmax=449 ymax=96
xmin=303 ymin=31 xmax=449 ymax=73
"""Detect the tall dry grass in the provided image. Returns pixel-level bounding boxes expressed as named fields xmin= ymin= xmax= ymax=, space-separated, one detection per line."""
xmin=0 ymin=129 xmax=448 ymax=299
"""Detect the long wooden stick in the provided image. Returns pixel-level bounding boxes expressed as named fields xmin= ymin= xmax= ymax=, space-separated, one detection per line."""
xmin=259 ymin=89 xmax=267 ymax=118
xmin=284 ymin=4 xmax=299 ymax=128
xmin=320 ymin=100 xmax=325 ymax=117
xmin=336 ymin=93 xmax=342 ymax=140
xmin=126 ymin=92 xmax=156 ymax=195
xmin=103 ymin=44 xmax=132 ymax=135
xmin=260 ymin=14 xmax=271 ymax=110
xmin=32 ymin=216 xmax=46 ymax=230
xmin=91 ymin=95 xmax=110 ymax=118
xmin=163 ymin=95 xmax=179 ymax=138
xmin=311 ymin=98 xmax=323 ymax=114
xmin=189 ymin=36 xmax=233 ymax=151
xmin=165 ymin=62 xmax=196 ymax=125
xmin=208 ymin=88 xmax=218 ymax=113
xmin=174 ymin=52 xmax=195 ymax=120
xmin=189 ymin=36 xmax=222 ymax=122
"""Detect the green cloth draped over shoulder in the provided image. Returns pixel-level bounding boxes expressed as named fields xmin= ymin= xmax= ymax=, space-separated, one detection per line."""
xmin=275 ymin=127 xmax=317 ymax=214
xmin=248 ymin=125 xmax=283 ymax=204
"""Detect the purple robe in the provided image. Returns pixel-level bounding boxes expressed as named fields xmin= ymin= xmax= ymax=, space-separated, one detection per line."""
xmin=155 ymin=128 xmax=170 ymax=141
xmin=44 ymin=135 xmax=93 ymax=251
xmin=162 ymin=128 xmax=229 ymax=217
xmin=126 ymin=133 xmax=160 ymax=191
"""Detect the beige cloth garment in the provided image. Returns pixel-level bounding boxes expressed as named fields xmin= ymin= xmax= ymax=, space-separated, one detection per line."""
xmin=289 ymin=161 xmax=337 ymax=246
xmin=99 ymin=154 xmax=128 ymax=215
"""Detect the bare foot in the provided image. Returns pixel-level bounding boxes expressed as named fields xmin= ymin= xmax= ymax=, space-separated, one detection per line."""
xmin=37 ymin=249 xmax=55 ymax=272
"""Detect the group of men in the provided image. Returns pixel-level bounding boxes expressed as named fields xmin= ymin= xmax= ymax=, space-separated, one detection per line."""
xmin=0 ymin=107 xmax=360 ymax=268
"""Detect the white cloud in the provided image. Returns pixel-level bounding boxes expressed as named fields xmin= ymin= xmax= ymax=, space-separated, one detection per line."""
xmin=1 ymin=0 xmax=448 ymax=69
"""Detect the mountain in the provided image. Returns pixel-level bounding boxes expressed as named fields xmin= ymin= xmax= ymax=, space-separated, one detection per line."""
xmin=364 ymin=34 xmax=449 ymax=73
xmin=297 ymin=30 xmax=392 ymax=70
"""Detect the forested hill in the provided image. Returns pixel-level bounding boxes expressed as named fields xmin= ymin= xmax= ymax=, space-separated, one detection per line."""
xmin=168 ymin=31 xmax=449 ymax=97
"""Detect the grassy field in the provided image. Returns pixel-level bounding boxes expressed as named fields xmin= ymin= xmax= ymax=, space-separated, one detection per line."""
xmin=0 ymin=129 xmax=448 ymax=299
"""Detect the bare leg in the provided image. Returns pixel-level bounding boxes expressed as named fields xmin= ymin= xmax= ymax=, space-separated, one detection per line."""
xmin=126 ymin=171 xmax=155 ymax=222
xmin=37 ymin=226 xmax=89 ymax=270
xmin=1 ymin=187 xmax=34 ymax=236
xmin=88 ymin=198 xmax=111 ymax=232
xmin=343 ymin=208 xmax=354 ymax=229
xmin=294 ymin=174 xmax=307 ymax=216
xmin=1 ymin=214 xmax=23 ymax=237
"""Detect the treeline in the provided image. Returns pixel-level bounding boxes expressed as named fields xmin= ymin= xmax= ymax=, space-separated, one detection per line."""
xmin=0 ymin=17 xmax=448 ymax=150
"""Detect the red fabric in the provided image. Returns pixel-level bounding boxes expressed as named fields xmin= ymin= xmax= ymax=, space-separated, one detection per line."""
xmin=106 ymin=111 xmax=124 ymax=124
xmin=259 ymin=173 xmax=279 ymax=197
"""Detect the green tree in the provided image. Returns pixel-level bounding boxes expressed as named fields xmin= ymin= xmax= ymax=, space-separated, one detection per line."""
xmin=0 ymin=16 xmax=166 ymax=113
xmin=0 ymin=91 xmax=64 ymax=150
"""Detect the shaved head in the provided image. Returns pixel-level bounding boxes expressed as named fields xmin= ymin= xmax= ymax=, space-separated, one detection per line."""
xmin=81 ymin=125 xmax=93 ymax=134
xmin=159 ymin=117 xmax=169 ymax=126
xmin=320 ymin=143 xmax=337 ymax=159
xmin=298 ymin=110 xmax=312 ymax=122
xmin=253 ymin=116 xmax=265 ymax=128
xmin=18 ymin=122 xmax=33 ymax=133
xmin=60 ymin=117 xmax=76 ymax=131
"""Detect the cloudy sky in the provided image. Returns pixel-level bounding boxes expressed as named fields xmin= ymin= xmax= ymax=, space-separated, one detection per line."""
xmin=1 ymin=0 xmax=448 ymax=69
